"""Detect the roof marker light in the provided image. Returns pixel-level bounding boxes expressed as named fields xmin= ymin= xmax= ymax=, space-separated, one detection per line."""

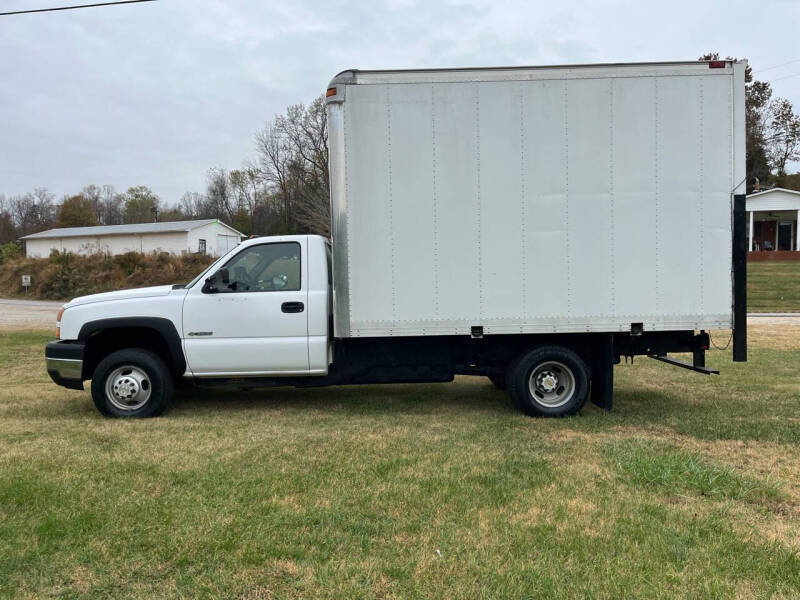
xmin=708 ymin=61 xmax=726 ymax=69
xmin=326 ymin=87 xmax=337 ymax=97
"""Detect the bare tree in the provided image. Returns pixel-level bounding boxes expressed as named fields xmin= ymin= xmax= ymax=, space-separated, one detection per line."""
xmin=178 ymin=191 xmax=207 ymax=219
xmin=255 ymin=122 xmax=294 ymax=231
xmin=286 ymin=97 xmax=330 ymax=236
xmin=81 ymin=185 xmax=102 ymax=222
xmin=8 ymin=188 xmax=57 ymax=236
xmin=205 ymin=168 xmax=235 ymax=223
xmin=100 ymin=185 xmax=124 ymax=225
xmin=766 ymin=98 xmax=800 ymax=177
xmin=254 ymin=95 xmax=330 ymax=235
xmin=0 ymin=194 xmax=15 ymax=244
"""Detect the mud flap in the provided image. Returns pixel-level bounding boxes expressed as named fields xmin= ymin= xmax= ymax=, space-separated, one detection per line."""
xmin=590 ymin=335 xmax=614 ymax=411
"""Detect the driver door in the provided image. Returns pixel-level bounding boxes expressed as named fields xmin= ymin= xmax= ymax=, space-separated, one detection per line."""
xmin=181 ymin=239 xmax=309 ymax=376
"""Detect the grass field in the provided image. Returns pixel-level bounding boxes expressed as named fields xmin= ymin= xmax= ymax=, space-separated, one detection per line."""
xmin=748 ymin=261 xmax=800 ymax=312
xmin=1 ymin=328 xmax=799 ymax=599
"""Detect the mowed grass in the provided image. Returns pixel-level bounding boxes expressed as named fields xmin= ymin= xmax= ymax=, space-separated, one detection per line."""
xmin=748 ymin=260 xmax=800 ymax=312
xmin=1 ymin=329 xmax=800 ymax=599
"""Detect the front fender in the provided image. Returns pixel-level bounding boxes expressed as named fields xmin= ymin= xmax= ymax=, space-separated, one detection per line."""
xmin=78 ymin=317 xmax=186 ymax=376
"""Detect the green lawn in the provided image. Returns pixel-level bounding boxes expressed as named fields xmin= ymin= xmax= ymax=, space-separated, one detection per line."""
xmin=1 ymin=329 xmax=799 ymax=599
xmin=748 ymin=260 xmax=800 ymax=312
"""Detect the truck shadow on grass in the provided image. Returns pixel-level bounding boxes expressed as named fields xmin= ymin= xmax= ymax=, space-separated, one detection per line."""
xmin=168 ymin=382 xmax=800 ymax=446
xmin=171 ymin=379 xmax=520 ymax=417
xmin=168 ymin=379 xmax=681 ymax=423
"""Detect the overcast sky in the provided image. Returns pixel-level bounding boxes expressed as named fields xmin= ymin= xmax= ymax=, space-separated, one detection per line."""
xmin=1 ymin=0 xmax=799 ymax=204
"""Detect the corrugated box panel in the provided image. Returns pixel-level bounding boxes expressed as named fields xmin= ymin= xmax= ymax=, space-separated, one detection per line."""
xmin=328 ymin=62 xmax=745 ymax=337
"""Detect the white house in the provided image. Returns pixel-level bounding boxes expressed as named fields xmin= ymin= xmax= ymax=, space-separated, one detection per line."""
xmin=746 ymin=188 xmax=800 ymax=252
xmin=21 ymin=219 xmax=243 ymax=258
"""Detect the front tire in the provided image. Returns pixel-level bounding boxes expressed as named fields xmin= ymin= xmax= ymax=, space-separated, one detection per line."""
xmin=91 ymin=349 xmax=173 ymax=418
xmin=507 ymin=346 xmax=589 ymax=417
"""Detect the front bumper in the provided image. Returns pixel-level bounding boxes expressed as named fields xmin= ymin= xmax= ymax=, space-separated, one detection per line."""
xmin=45 ymin=341 xmax=85 ymax=390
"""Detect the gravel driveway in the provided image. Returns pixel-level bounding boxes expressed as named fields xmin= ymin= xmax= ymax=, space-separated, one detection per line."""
xmin=0 ymin=298 xmax=63 ymax=329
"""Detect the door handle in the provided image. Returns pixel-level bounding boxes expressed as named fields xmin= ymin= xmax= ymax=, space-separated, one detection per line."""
xmin=281 ymin=301 xmax=304 ymax=313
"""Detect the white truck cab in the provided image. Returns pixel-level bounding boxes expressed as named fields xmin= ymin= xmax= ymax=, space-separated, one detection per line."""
xmin=45 ymin=61 xmax=748 ymax=418
xmin=47 ymin=235 xmax=332 ymax=416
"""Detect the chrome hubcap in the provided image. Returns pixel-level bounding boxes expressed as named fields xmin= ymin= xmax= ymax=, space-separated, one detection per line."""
xmin=528 ymin=361 xmax=575 ymax=408
xmin=105 ymin=365 xmax=151 ymax=411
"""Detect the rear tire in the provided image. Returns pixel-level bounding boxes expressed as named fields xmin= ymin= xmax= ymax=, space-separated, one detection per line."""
xmin=91 ymin=349 xmax=173 ymax=418
xmin=507 ymin=346 xmax=589 ymax=417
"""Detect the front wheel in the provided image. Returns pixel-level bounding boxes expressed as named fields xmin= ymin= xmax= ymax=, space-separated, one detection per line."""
xmin=507 ymin=346 xmax=589 ymax=417
xmin=91 ymin=349 xmax=173 ymax=418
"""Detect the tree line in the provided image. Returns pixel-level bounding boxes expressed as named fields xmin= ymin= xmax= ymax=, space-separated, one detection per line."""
xmin=699 ymin=54 xmax=800 ymax=187
xmin=1 ymin=55 xmax=799 ymax=251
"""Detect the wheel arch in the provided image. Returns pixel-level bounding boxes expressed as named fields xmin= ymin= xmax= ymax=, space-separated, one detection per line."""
xmin=79 ymin=317 xmax=186 ymax=380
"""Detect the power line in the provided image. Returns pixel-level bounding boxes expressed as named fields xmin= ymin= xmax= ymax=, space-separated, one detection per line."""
xmin=755 ymin=58 xmax=800 ymax=75
xmin=0 ymin=0 xmax=156 ymax=16
xmin=769 ymin=72 xmax=800 ymax=84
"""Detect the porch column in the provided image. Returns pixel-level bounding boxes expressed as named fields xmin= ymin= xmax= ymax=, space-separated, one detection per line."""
xmin=775 ymin=220 xmax=779 ymax=251
xmin=748 ymin=210 xmax=754 ymax=252
xmin=797 ymin=210 xmax=800 ymax=251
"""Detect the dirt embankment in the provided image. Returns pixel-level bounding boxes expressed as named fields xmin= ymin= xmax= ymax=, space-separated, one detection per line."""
xmin=0 ymin=251 xmax=214 ymax=301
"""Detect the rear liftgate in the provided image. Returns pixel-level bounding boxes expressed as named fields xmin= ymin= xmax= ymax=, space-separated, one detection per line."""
xmin=648 ymin=192 xmax=748 ymax=374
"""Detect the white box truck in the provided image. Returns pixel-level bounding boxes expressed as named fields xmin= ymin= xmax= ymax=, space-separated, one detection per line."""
xmin=45 ymin=60 xmax=748 ymax=418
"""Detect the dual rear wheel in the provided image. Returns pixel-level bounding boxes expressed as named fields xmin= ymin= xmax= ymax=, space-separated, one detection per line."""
xmin=502 ymin=346 xmax=590 ymax=417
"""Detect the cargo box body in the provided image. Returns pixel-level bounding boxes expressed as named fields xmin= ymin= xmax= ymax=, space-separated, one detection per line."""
xmin=326 ymin=62 xmax=746 ymax=338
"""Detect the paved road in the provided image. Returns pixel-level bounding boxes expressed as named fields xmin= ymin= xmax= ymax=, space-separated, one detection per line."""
xmin=0 ymin=298 xmax=798 ymax=330
xmin=0 ymin=298 xmax=62 ymax=329
xmin=746 ymin=313 xmax=800 ymax=325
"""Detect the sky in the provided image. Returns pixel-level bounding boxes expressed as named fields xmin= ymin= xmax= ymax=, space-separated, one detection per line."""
xmin=1 ymin=0 xmax=799 ymax=205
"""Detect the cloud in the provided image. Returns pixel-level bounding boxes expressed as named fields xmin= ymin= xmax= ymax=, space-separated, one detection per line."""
xmin=0 ymin=0 xmax=798 ymax=203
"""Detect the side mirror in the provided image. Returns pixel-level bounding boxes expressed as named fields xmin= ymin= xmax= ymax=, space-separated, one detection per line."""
xmin=202 ymin=275 xmax=217 ymax=294
xmin=202 ymin=268 xmax=230 ymax=294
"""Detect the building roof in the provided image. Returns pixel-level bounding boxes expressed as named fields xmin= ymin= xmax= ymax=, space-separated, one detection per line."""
xmin=20 ymin=219 xmax=242 ymax=240
xmin=747 ymin=187 xmax=800 ymax=199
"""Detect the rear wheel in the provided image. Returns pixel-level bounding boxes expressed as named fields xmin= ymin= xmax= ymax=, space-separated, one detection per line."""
xmin=91 ymin=349 xmax=173 ymax=418
xmin=507 ymin=346 xmax=589 ymax=417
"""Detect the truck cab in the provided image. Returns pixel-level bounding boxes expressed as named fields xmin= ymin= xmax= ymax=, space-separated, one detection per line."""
xmin=46 ymin=235 xmax=332 ymax=416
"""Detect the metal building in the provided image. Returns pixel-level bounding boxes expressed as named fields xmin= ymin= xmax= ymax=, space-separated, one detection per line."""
xmin=21 ymin=220 xmax=243 ymax=258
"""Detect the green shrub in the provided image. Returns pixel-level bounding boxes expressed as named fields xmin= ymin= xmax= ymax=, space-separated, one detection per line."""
xmin=0 ymin=242 xmax=20 ymax=264
xmin=114 ymin=252 xmax=145 ymax=276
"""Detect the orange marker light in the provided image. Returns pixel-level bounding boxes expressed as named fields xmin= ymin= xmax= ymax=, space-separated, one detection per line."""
xmin=56 ymin=308 xmax=65 ymax=339
xmin=326 ymin=87 xmax=337 ymax=97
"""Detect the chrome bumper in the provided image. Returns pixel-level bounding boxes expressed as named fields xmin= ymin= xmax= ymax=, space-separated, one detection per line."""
xmin=45 ymin=341 xmax=85 ymax=390
xmin=46 ymin=357 xmax=83 ymax=379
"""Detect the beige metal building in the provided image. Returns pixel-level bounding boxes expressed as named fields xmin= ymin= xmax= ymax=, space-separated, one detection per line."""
xmin=21 ymin=220 xmax=242 ymax=258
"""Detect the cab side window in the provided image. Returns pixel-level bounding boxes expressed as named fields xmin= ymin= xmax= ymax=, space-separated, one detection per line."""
xmin=217 ymin=242 xmax=301 ymax=292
